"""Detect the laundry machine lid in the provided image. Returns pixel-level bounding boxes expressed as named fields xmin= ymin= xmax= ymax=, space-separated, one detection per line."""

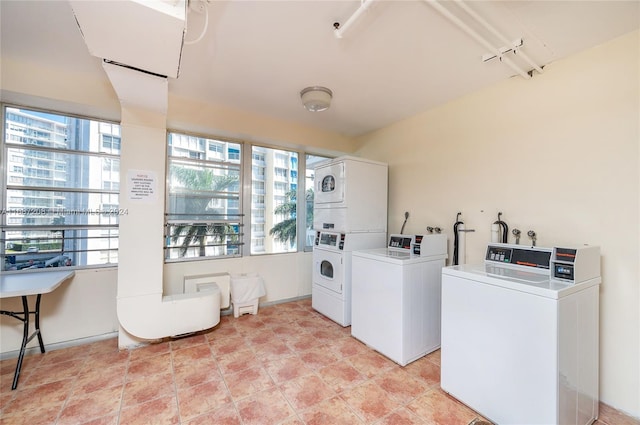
xmin=442 ymin=264 xmax=600 ymax=299
xmin=353 ymin=248 xmax=446 ymax=265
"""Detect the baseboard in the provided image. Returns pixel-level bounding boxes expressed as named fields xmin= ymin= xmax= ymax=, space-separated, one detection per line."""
xmin=221 ymin=294 xmax=311 ymax=316
xmin=0 ymin=331 xmax=119 ymax=361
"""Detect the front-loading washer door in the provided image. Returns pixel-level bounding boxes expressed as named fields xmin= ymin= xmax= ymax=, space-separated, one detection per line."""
xmin=312 ymin=248 xmax=344 ymax=294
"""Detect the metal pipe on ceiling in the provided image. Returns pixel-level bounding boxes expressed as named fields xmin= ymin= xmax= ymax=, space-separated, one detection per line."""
xmin=334 ymin=0 xmax=378 ymax=39
xmin=452 ymin=0 xmax=544 ymax=74
xmin=334 ymin=0 xmax=538 ymax=79
xmin=424 ymin=0 xmax=531 ymax=79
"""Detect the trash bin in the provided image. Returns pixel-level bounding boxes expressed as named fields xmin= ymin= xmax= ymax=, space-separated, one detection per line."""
xmin=230 ymin=273 xmax=266 ymax=318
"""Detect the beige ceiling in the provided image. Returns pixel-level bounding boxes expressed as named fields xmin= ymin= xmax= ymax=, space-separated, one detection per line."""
xmin=1 ymin=1 xmax=638 ymax=137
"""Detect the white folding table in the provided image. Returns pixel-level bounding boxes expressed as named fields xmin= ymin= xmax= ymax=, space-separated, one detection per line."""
xmin=0 ymin=270 xmax=75 ymax=389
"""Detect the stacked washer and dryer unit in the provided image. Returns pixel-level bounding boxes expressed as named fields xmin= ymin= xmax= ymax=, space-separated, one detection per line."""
xmin=311 ymin=156 xmax=388 ymax=327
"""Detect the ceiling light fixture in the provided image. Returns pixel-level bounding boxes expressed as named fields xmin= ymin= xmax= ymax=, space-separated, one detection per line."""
xmin=300 ymin=86 xmax=333 ymax=112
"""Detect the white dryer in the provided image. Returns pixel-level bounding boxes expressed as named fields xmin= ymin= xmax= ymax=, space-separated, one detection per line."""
xmin=312 ymin=231 xmax=386 ymax=326
xmin=351 ymin=234 xmax=448 ymax=366
xmin=313 ymin=156 xmax=387 ymax=233
xmin=441 ymin=243 xmax=601 ymax=425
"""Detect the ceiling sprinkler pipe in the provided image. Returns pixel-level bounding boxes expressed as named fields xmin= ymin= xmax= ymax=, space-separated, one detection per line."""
xmin=424 ymin=0 xmax=530 ymax=79
xmin=334 ymin=0 xmax=377 ymax=39
xmin=452 ymin=0 xmax=543 ymax=74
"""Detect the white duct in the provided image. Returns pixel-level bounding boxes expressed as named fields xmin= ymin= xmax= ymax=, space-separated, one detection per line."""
xmin=102 ymin=62 xmax=168 ymax=113
xmin=69 ymin=0 xmax=186 ymax=78
xmin=71 ymin=1 xmax=222 ymax=341
xmin=106 ymin=64 xmax=222 ymax=340
xmin=117 ymin=290 xmax=221 ymax=340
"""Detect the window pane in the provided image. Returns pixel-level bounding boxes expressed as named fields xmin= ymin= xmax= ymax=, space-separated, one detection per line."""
xmin=305 ymin=154 xmax=331 ymax=250
xmin=165 ymin=132 xmax=242 ymax=260
xmin=2 ymin=106 xmax=120 ymax=271
xmin=7 ymin=147 xmax=119 ymax=191
xmin=251 ymin=146 xmax=298 ymax=254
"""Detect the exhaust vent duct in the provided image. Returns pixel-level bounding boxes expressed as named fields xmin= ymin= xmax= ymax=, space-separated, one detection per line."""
xmin=69 ymin=0 xmax=186 ymax=78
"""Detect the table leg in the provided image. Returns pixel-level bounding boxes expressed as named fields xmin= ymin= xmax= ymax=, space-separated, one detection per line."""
xmin=34 ymin=294 xmax=45 ymax=353
xmin=11 ymin=296 xmax=30 ymax=390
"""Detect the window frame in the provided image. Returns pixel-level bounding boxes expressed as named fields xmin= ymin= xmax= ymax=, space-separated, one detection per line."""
xmin=1 ymin=103 xmax=121 ymax=272
xmin=165 ymin=132 xmax=332 ymax=260
xmin=164 ymin=130 xmax=244 ymax=262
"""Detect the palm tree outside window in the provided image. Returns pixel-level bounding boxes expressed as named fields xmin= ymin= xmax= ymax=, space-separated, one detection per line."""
xmin=165 ymin=133 xmax=242 ymax=260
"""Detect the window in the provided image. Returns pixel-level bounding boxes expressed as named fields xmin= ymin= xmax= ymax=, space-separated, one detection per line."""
xmin=1 ymin=106 xmax=121 ymax=271
xmin=252 ymin=165 xmax=265 ymax=179
xmin=228 ymin=147 xmax=240 ymax=161
xmin=101 ymin=134 xmax=121 ymax=153
xmin=274 ymin=182 xmax=287 ymax=194
xmin=165 ymin=132 xmax=242 ymax=260
xmin=275 ymin=167 xmax=287 ymax=178
xmin=250 ymin=146 xmax=298 ymax=255
xmin=163 ymin=129 xmax=328 ymax=259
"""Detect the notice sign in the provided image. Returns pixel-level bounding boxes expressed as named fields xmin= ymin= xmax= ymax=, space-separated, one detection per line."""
xmin=128 ymin=170 xmax=157 ymax=202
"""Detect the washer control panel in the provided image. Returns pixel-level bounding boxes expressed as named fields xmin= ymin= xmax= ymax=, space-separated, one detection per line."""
xmin=485 ymin=244 xmax=551 ymax=269
xmin=484 ymin=243 xmax=601 ymax=285
xmin=388 ymin=234 xmax=415 ymax=252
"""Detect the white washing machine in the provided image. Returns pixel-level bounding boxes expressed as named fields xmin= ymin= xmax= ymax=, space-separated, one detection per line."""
xmin=351 ymin=234 xmax=448 ymax=366
xmin=312 ymin=231 xmax=386 ymax=326
xmin=441 ymin=243 xmax=601 ymax=425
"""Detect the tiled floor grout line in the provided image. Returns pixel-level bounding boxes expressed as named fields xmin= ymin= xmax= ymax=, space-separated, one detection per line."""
xmin=169 ymin=347 xmax=180 ymax=425
xmin=114 ymin=357 xmax=128 ymax=425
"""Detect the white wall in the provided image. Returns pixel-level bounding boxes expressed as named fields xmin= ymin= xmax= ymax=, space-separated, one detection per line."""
xmin=163 ymin=252 xmax=313 ymax=303
xmin=0 ymin=268 xmax=119 ymax=353
xmin=355 ymin=31 xmax=640 ymax=418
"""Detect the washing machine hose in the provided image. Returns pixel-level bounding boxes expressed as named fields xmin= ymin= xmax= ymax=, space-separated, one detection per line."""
xmin=453 ymin=214 xmax=464 ymax=266
xmin=493 ymin=213 xmax=509 ymax=243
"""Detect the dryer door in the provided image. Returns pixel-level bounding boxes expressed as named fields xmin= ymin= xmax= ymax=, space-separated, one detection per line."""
xmin=314 ymin=162 xmax=344 ymax=206
xmin=312 ymin=248 xmax=344 ymax=294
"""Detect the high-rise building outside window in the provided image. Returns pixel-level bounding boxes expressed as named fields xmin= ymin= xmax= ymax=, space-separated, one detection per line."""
xmin=1 ymin=106 xmax=121 ymax=271
xmin=250 ymin=146 xmax=299 ymax=255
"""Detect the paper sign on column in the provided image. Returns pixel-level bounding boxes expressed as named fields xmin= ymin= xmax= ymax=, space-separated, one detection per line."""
xmin=127 ymin=170 xmax=158 ymax=203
